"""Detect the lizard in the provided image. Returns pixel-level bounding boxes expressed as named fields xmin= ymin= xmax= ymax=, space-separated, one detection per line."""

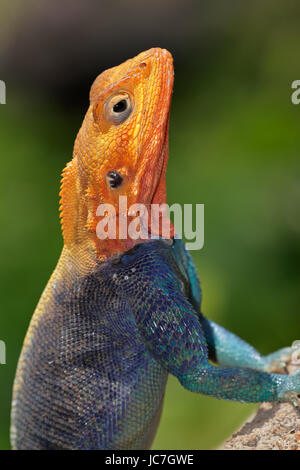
xmin=11 ymin=48 xmax=300 ymax=450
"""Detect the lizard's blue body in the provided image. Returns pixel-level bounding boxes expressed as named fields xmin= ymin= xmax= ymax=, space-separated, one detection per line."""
xmin=11 ymin=238 xmax=299 ymax=449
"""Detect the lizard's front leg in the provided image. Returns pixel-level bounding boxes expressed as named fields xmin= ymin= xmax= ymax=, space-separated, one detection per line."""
xmin=200 ymin=317 xmax=294 ymax=373
xmin=118 ymin=244 xmax=300 ymax=407
xmin=180 ymin=241 xmax=295 ymax=374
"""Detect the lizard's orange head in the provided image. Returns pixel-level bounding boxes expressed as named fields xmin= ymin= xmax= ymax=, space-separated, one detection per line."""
xmin=60 ymin=48 xmax=174 ymax=259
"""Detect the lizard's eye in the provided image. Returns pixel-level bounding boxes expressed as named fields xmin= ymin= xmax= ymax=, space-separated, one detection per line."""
xmin=105 ymin=92 xmax=133 ymax=124
xmin=106 ymin=170 xmax=123 ymax=189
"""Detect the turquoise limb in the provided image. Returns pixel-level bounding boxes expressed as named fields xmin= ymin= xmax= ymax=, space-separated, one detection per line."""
xmin=120 ymin=240 xmax=298 ymax=405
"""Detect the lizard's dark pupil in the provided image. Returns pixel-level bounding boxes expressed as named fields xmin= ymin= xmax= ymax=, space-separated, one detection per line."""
xmin=107 ymin=171 xmax=123 ymax=189
xmin=113 ymin=100 xmax=127 ymax=113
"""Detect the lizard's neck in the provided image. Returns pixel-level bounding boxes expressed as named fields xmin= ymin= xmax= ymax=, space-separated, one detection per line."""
xmin=59 ymin=161 xmax=172 ymax=263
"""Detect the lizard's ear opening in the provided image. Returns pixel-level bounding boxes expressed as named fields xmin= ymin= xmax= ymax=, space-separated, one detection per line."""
xmin=106 ymin=170 xmax=123 ymax=189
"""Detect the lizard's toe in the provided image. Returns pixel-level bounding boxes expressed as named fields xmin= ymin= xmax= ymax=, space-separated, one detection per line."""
xmin=264 ymin=347 xmax=293 ymax=373
xmin=282 ymin=391 xmax=300 ymax=408
xmin=280 ymin=370 xmax=300 ymax=407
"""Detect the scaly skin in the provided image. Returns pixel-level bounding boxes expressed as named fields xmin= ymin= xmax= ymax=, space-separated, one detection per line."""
xmin=11 ymin=48 xmax=300 ymax=450
xmin=60 ymin=47 xmax=174 ymax=260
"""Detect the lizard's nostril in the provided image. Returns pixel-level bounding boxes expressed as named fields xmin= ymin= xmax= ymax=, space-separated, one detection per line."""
xmin=139 ymin=62 xmax=147 ymax=69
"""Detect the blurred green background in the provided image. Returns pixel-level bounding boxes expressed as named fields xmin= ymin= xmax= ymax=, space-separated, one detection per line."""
xmin=0 ymin=0 xmax=299 ymax=450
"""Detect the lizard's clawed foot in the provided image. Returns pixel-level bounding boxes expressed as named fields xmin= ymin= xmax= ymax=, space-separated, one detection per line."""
xmin=263 ymin=344 xmax=300 ymax=373
xmin=283 ymin=391 xmax=300 ymax=408
xmin=279 ymin=370 xmax=300 ymax=408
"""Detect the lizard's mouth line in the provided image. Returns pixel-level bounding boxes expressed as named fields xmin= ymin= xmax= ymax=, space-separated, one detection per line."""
xmin=150 ymin=111 xmax=170 ymax=205
xmin=145 ymin=110 xmax=173 ymax=239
